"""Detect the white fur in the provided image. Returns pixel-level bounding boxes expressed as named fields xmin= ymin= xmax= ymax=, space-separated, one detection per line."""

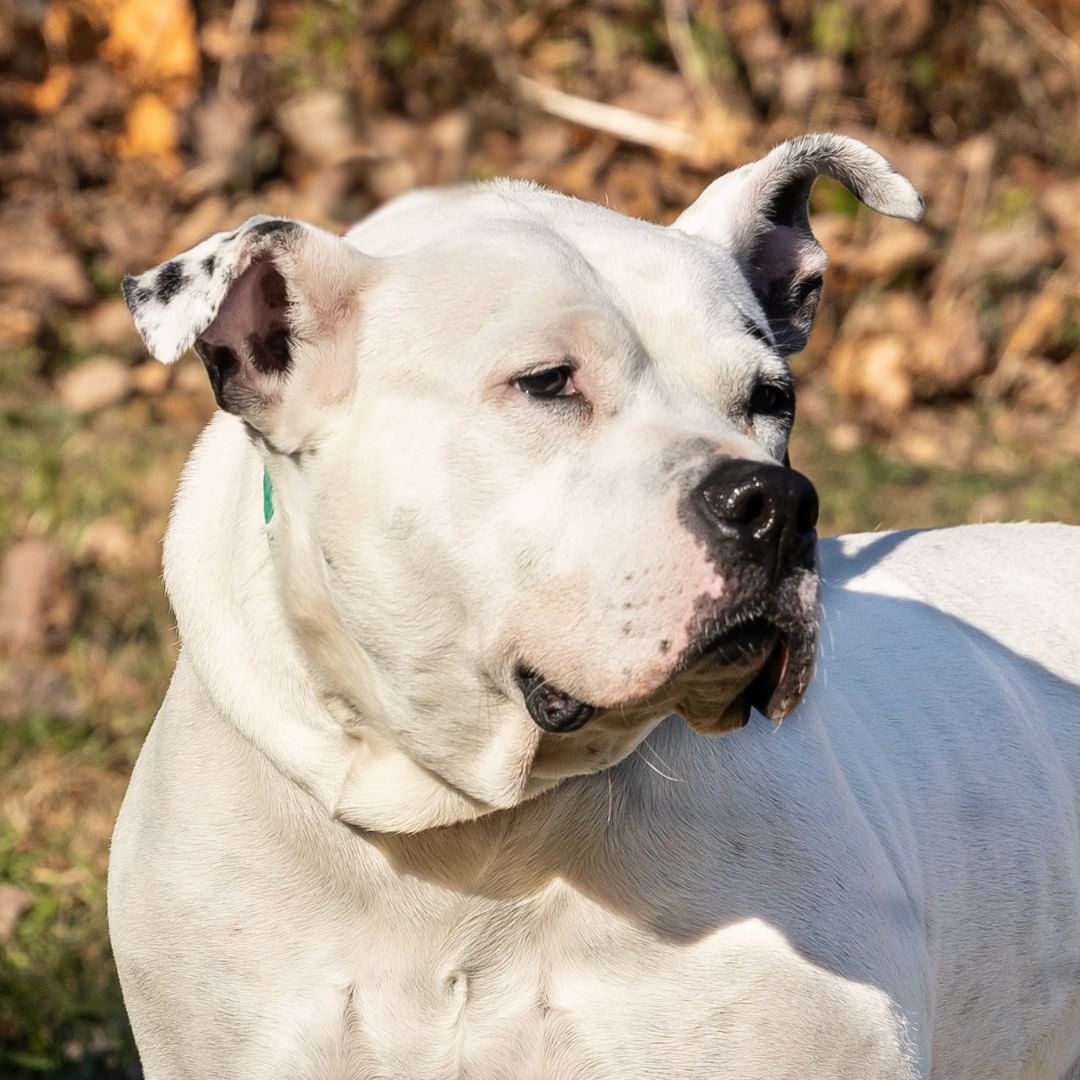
xmin=109 ymin=137 xmax=1080 ymax=1079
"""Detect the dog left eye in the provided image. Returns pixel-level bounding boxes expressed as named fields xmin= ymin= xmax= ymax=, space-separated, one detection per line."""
xmin=748 ymin=380 xmax=794 ymax=420
xmin=515 ymin=365 xmax=577 ymax=399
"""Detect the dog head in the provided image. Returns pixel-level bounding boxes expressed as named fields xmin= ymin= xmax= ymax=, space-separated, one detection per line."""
xmin=125 ymin=134 xmax=921 ymax=830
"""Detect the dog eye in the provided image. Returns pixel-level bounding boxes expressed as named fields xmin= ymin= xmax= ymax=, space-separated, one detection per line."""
xmin=515 ymin=365 xmax=577 ymax=399
xmin=748 ymin=380 xmax=794 ymax=420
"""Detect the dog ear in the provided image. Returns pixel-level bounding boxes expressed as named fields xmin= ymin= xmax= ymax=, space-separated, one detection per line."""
xmin=673 ymin=134 xmax=923 ymax=356
xmin=123 ymin=216 xmax=373 ymax=447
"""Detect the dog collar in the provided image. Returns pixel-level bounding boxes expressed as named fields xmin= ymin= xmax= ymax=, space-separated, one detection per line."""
xmin=263 ymin=468 xmax=274 ymax=524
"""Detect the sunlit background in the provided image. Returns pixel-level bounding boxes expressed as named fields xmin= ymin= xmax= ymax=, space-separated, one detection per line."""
xmin=1 ymin=0 xmax=1078 ymax=1074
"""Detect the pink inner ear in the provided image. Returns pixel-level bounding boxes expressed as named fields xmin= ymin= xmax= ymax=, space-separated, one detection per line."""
xmin=752 ymin=225 xmax=827 ymax=291
xmin=200 ymin=257 xmax=292 ymax=375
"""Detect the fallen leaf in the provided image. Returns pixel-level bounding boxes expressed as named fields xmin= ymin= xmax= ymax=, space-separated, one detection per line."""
xmin=56 ymin=356 xmax=133 ymax=415
xmin=70 ymin=298 xmax=143 ymax=355
xmin=851 ymin=219 xmax=932 ymax=279
xmin=831 ymin=332 xmax=914 ymax=417
xmin=131 ymin=361 xmax=172 ymax=396
xmin=28 ymin=65 xmax=72 ymax=113
xmin=0 ymin=305 xmax=42 ymax=348
xmin=78 ymin=517 xmax=138 ymax=569
xmin=100 ymin=0 xmax=199 ymax=100
xmin=277 ymin=91 xmax=356 ymax=165
xmin=0 ymin=540 xmax=75 ymax=657
xmin=118 ymin=92 xmax=180 ymax=173
xmin=0 ymin=885 xmax=33 ymax=944
xmin=0 ymin=210 xmax=92 ymax=306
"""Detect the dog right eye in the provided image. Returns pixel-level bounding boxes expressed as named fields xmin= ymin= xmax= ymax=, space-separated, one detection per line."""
xmin=515 ymin=365 xmax=577 ymax=399
xmin=748 ymin=379 xmax=795 ymax=421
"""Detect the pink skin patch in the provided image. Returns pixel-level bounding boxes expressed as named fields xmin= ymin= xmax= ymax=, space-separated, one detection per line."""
xmin=592 ymin=549 xmax=729 ymax=707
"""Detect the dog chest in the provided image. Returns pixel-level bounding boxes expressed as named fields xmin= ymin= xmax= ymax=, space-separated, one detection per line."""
xmin=308 ymin=881 xmax=920 ymax=1080
xmin=330 ymin=882 xmax=627 ymax=1079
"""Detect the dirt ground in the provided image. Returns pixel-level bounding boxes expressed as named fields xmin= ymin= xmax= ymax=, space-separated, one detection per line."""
xmin=1 ymin=0 xmax=1078 ymax=1075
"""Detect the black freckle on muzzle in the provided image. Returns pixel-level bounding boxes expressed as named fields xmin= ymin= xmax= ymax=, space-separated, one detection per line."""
xmin=514 ymin=666 xmax=595 ymax=733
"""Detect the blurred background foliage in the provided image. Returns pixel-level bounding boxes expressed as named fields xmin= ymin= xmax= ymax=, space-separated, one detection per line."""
xmin=0 ymin=0 xmax=1078 ymax=1074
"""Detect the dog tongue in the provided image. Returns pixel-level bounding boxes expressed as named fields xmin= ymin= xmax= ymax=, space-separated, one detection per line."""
xmin=747 ymin=638 xmax=791 ymax=721
xmin=749 ymin=627 xmax=819 ymax=723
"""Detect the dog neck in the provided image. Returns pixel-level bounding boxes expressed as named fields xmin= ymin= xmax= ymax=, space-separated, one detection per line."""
xmin=164 ymin=413 xmax=557 ymax=833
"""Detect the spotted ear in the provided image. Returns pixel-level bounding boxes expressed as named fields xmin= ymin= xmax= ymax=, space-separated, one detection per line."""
xmin=673 ymin=134 xmax=923 ymax=356
xmin=123 ymin=216 xmax=373 ymax=445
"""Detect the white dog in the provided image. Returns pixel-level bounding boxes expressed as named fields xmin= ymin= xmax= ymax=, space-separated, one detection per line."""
xmin=109 ymin=134 xmax=1080 ymax=1079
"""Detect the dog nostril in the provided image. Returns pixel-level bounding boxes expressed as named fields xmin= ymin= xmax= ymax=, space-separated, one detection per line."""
xmin=734 ymin=489 xmax=766 ymax=527
xmin=697 ymin=469 xmax=777 ymax=539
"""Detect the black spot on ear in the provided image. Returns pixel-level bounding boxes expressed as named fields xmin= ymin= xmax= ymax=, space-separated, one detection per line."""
xmin=155 ymin=261 xmax=186 ymax=304
xmin=121 ymin=276 xmax=154 ymax=310
xmin=259 ymin=266 xmax=288 ymax=310
xmin=247 ymin=328 xmax=291 ymax=375
xmin=264 ymin=327 xmax=291 ymax=369
xmin=202 ymin=254 xmax=216 ymax=276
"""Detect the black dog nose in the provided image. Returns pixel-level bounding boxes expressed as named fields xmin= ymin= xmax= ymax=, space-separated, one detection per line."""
xmin=692 ymin=460 xmax=819 ymax=578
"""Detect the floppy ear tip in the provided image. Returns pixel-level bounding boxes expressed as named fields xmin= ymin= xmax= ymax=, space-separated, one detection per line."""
xmin=121 ymin=272 xmax=192 ymax=365
xmin=877 ymin=171 xmax=925 ymax=222
xmin=121 ymin=273 xmax=148 ymax=317
xmin=825 ymin=133 xmax=925 ymax=222
xmin=775 ymin=132 xmax=925 ymax=223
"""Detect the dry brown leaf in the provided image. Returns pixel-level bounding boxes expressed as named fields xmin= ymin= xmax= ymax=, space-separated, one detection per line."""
xmin=278 ymin=91 xmax=357 ymax=165
xmin=1042 ymin=179 xmax=1080 ymax=240
xmin=167 ymin=196 xmax=229 ymax=258
xmin=99 ymin=0 xmax=199 ymax=100
xmin=0 ymin=540 xmax=76 ymax=658
xmin=1003 ymin=283 xmax=1069 ymax=361
xmin=28 ymin=65 xmax=72 ymax=113
xmin=118 ymin=92 xmax=180 ymax=173
xmin=830 ymin=332 xmax=914 ymax=417
xmin=918 ymin=296 xmax=989 ymax=394
xmin=850 ymin=220 xmax=932 ymax=279
xmin=0 ymin=885 xmax=33 ymax=944
xmin=0 ymin=305 xmax=41 ymax=348
xmin=78 ymin=517 xmax=139 ymax=569
xmin=55 ymin=356 xmax=133 ymax=415
xmin=70 ymin=299 xmax=143 ymax=355
xmin=131 ymin=361 xmax=172 ymax=397
xmin=0 ymin=213 xmax=92 ymax=306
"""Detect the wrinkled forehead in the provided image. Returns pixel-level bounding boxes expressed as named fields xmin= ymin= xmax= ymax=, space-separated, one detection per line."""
xmin=351 ymin=184 xmax=766 ymax=366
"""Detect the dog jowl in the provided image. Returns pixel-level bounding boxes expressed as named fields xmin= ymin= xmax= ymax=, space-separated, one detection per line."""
xmin=122 ymin=134 xmax=922 ymax=824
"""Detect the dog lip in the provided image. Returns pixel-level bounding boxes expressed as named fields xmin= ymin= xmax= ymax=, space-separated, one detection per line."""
xmin=514 ymin=665 xmax=596 ymax=733
xmin=700 ymin=615 xmax=780 ymax=666
xmin=677 ymin=612 xmax=779 ymax=678
xmin=746 ymin=636 xmax=790 ymax=716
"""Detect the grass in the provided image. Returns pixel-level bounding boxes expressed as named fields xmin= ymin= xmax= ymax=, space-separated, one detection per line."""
xmin=1 ymin=352 xmax=1077 ymax=1077
xmin=793 ymin=424 xmax=1080 ymax=534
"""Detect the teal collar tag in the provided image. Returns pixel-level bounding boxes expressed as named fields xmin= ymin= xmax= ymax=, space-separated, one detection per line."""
xmin=262 ymin=468 xmax=275 ymax=524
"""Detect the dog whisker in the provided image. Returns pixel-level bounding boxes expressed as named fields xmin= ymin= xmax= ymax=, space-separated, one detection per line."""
xmin=635 ymin=738 xmax=685 ymax=783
